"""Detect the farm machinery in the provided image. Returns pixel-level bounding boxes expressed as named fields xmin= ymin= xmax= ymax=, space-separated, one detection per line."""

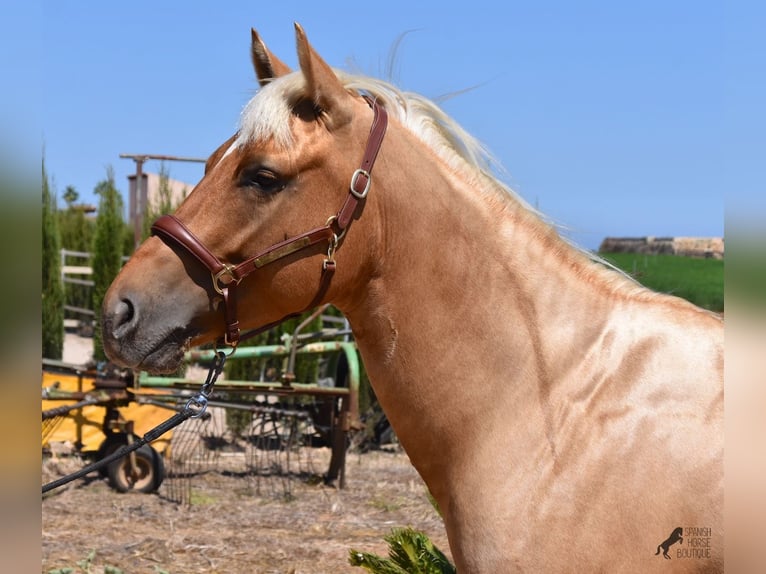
xmin=42 ymin=306 xmax=362 ymax=496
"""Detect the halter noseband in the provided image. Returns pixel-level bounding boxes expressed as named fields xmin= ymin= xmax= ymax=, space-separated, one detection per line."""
xmin=151 ymin=97 xmax=388 ymax=348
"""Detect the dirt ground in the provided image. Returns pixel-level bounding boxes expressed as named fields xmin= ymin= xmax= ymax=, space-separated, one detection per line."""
xmin=42 ymin=445 xmax=451 ymax=574
xmin=43 ymin=334 xmax=451 ymax=573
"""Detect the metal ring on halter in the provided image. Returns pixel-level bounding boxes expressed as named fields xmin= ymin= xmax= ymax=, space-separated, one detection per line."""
xmin=325 ymin=215 xmax=348 ymax=243
xmin=212 ymin=264 xmax=240 ymax=295
xmin=213 ymin=337 xmax=239 ymax=356
xmin=324 ymin=232 xmax=339 ymax=270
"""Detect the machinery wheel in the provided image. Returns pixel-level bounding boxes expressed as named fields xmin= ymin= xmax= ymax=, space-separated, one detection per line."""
xmin=107 ymin=443 xmax=164 ymax=493
xmin=96 ymin=433 xmax=129 ymax=478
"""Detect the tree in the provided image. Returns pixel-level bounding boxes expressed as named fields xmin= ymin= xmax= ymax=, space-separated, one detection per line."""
xmin=62 ymin=185 xmax=78 ymax=208
xmin=141 ymin=162 xmax=187 ymax=240
xmin=59 ymin=198 xmax=94 ymax=252
xmin=59 ymin=187 xmax=96 ymax=319
xmin=91 ymin=166 xmax=125 ymax=362
xmin=42 ymin=157 xmax=64 ymax=359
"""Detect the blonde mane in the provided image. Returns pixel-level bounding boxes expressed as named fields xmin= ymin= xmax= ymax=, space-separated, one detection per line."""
xmin=236 ymin=69 xmax=536 ymax=213
xmin=235 ymin=69 xmax=689 ymax=305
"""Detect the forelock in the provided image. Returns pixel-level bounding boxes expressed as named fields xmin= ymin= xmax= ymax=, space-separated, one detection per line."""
xmin=235 ymin=73 xmax=308 ymax=150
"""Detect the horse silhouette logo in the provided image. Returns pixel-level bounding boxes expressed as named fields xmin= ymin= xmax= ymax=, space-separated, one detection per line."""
xmin=655 ymin=527 xmax=683 ymax=559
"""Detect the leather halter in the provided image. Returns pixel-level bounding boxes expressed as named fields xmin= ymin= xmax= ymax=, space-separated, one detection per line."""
xmin=151 ymin=97 xmax=388 ymax=348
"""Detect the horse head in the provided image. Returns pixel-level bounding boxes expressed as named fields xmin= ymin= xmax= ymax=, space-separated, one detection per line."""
xmin=101 ymin=25 xmax=387 ymax=373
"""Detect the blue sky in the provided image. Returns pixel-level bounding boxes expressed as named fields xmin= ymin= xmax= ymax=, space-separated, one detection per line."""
xmin=32 ymin=1 xmax=756 ymax=249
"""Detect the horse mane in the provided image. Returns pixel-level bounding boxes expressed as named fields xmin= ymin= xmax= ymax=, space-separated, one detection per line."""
xmin=237 ymin=69 xmax=542 ymax=218
xmin=236 ymin=69 xmax=706 ymax=309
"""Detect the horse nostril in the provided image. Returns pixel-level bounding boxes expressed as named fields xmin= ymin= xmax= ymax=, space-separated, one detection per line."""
xmin=111 ymin=298 xmax=136 ymax=337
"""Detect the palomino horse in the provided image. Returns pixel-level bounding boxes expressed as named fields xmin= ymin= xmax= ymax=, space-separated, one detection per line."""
xmin=102 ymin=24 xmax=723 ymax=572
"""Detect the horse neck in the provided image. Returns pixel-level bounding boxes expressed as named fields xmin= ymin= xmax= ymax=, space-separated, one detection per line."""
xmin=339 ymin=131 xmax=620 ymax=469
xmin=335 ymin=125 xmax=722 ymax=572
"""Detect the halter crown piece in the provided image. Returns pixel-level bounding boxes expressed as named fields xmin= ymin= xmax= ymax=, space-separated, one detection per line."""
xmin=151 ymin=97 xmax=388 ymax=348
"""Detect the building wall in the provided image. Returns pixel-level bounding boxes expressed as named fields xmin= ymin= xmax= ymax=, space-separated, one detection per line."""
xmin=128 ymin=172 xmax=193 ymax=213
xmin=598 ymin=236 xmax=724 ymax=259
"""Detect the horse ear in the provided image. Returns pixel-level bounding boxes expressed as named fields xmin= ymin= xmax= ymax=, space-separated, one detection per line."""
xmin=251 ymin=28 xmax=292 ymax=86
xmin=294 ymin=23 xmax=352 ymax=129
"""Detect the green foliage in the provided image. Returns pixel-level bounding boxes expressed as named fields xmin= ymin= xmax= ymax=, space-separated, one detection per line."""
xmin=91 ymin=167 xmax=125 ymax=361
xmin=600 ymin=253 xmax=724 ymax=312
xmin=427 ymin=490 xmax=443 ymax=519
xmin=59 ymin=199 xmax=94 ymax=252
xmin=726 ymin=238 xmax=766 ymax=309
xmin=224 ymin=312 xmax=323 ymax=433
xmin=224 ymin=313 xmax=322 ymax=381
xmin=349 ymin=527 xmax=455 ymax=574
xmin=62 ymin=184 xmax=79 ymax=207
xmin=222 ymin=306 xmax=378 ymax=436
xmin=141 ymin=162 xmax=187 ymax=240
xmin=59 ymin=190 xmax=96 ymax=320
xmin=42 ymin=157 xmax=64 ymax=359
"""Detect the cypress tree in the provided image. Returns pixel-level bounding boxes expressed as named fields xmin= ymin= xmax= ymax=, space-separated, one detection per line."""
xmin=91 ymin=167 xmax=125 ymax=362
xmin=59 ymin=186 xmax=94 ymax=252
xmin=141 ymin=161 xmax=184 ymax=240
xmin=59 ymin=186 xmax=96 ymax=319
xmin=42 ymin=158 xmax=64 ymax=359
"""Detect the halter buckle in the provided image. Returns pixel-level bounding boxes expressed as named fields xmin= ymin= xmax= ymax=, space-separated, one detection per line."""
xmin=349 ymin=168 xmax=371 ymax=199
xmin=212 ymin=264 xmax=240 ymax=295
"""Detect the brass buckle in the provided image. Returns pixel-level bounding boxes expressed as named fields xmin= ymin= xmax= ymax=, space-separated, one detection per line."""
xmin=212 ymin=264 xmax=240 ymax=295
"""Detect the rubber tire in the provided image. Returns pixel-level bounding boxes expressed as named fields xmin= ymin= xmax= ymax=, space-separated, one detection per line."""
xmin=106 ymin=444 xmax=165 ymax=493
xmin=96 ymin=433 xmax=130 ymax=478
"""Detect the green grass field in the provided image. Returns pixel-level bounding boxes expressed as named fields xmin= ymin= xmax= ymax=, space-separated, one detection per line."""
xmin=599 ymin=253 xmax=724 ymax=312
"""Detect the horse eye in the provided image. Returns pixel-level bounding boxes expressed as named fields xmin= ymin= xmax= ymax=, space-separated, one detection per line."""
xmin=238 ymin=167 xmax=286 ymax=194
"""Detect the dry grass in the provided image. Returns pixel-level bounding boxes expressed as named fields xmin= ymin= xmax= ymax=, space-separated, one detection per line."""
xmin=42 ymin=448 xmax=451 ymax=573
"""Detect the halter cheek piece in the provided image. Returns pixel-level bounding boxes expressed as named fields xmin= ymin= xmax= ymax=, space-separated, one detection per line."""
xmin=151 ymin=97 xmax=388 ymax=348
